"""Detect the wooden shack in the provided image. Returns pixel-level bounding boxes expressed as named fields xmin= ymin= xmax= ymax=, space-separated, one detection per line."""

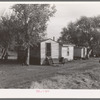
xmin=30 ymin=38 xmax=62 ymax=65
xmin=74 ymin=46 xmax=87 ymax=59
xmin=62 ymin=44 xmax=75 ymax=61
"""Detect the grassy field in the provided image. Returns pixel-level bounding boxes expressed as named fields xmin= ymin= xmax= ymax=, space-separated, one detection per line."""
xmin=0 ymin=58 xmax=100 ymax=89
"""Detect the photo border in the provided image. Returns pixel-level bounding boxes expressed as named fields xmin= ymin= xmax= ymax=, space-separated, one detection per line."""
xmin=0 ymin=0 xmax=100 ymax=99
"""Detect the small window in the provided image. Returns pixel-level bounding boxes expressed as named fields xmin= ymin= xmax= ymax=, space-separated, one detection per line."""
xmin=67 ymin=47 xmax=69 ymax=56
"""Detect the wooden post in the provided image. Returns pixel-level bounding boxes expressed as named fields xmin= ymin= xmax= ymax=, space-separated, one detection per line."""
xmin=26 ymin=46 xmax=30 ymax=65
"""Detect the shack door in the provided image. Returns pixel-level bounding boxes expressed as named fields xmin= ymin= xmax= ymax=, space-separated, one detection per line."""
xmin=46 ymin=43 xmax=51 ymax=57
xmin=83 ymin=48 xmax=86 ymax=58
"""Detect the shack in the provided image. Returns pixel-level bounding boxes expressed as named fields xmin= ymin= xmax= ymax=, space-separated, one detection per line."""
xmin=30 ymin=38 xmax=62 ymax=65
xmin=62 ymin=44 xmax=75 ymax=61
xmin=74 ymin=46 xmax=87 ymax=59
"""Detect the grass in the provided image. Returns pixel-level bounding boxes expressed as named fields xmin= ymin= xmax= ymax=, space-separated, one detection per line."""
xmin=0 ymin=58 xmax=100 ymax=88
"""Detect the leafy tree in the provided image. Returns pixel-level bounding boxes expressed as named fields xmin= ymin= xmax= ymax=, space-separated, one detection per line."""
xmin=0 ymin=15 xmax=16 ymax=60
xmin=12 ymin=4 xmax=56 ymax=65
xmin=58 ymin=16 xmax=100 ymax=57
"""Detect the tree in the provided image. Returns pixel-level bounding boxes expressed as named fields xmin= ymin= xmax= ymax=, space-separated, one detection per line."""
xmin=58 ymin=16 xmax=100 ymax=57
xmin=12 ymin=4 xmax=56 ymax=65
xmin=0 ymin=15 xmax=16 ymax=60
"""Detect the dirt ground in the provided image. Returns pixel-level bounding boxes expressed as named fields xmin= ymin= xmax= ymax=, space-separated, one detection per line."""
xmin=0 ymin=58 xmax=100 ymax=89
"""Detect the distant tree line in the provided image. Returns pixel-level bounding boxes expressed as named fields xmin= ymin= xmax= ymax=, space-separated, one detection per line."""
xmin=58 ymin=16 xmax=100 ymax=57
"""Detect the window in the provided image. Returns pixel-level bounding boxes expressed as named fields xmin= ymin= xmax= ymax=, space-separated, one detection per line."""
xmin=67 ymin=47 xmax=69 ymax=56
xmin=46 ymin=43 xmax=51 ymax=56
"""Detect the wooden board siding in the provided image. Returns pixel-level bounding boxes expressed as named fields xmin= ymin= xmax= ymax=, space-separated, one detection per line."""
xmin=85 ymin=48 xmax=87 ymax=57
xmin=74 ymin=47 xmax=82 ymax=58
xmin=40 ymin=39 xmax=60 ymax=65
xmin=69 ymin=46 xmax=74 ymax=60
xmin=51 ymin=41 xmax=59 ymax=58
xmin=62 ymin=46 xmax=74 ymax=61
xmin=59 ymin=45 xmax=62 ymax=58
xmin=81 ymin=48 xmax=84 ymax=58
xmin=82 ymin=47 xmax=87 ymax=58
xmin=40 ymin=42 xmax=46 ymax=65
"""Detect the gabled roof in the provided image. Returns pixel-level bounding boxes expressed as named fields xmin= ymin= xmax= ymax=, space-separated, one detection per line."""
xmin=74 ymin=46 xmax=87 ymax=49
xmin=40 ymin=38 xmax=76 ymax=46
xmin=62 ymin=44 xmax=75 ymax=47
xmin=40 ymin=38 xmax=59 ymax=43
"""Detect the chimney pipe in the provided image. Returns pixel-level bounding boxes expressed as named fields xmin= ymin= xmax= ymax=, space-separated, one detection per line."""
xmin=53 ymin=37 xmax=55 ymax=41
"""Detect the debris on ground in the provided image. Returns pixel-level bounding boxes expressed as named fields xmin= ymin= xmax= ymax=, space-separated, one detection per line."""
xmin=30 ymin=70 xmax=100 ymax=89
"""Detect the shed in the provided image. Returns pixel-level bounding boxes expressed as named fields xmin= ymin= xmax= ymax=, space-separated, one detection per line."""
xmin=62 ymin=44 xmax=75 ymax=61
xmin=74 ymin=46 xmax=87 ymax=59
xmin=30 ymin=38 xmax=62 ymax=65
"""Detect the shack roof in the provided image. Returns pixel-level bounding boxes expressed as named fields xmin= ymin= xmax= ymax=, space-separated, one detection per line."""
xmin=62 ymin=44 xmax=75 ymax=47
xmin=40 ymin=38 xmax=76 ymax=46
xmin=74 ymin=46 xmax=87 ymax=49
xmin=40 ymin=38 xmax=59 ymax=43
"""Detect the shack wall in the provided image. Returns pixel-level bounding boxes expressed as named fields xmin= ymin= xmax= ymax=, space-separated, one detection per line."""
xmin=40 ymin=39 xmax=60 ymax=65
xmin=62 ymin=46 xmax=74 ymax=61
xmin=74 ymin=47 xmax=82 ymax=58
xmin=74 ymin=47 xmax=87 ymax=59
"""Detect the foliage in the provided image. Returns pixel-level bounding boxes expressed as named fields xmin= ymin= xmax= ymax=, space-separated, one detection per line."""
xmin=11 ymin=4 xmax=56 ymax=64
xmin=58 ymin=16 xmax=100 ymax=56
xmin=12 ymin=4 xmax=56 ymax=48
xmin=0 ymin=15 xmax=16 ymax=49
xmin=0 ymin=4 xmax=56 ymax=62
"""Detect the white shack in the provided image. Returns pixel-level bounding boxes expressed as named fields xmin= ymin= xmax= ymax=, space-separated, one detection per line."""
xmin=40 ymin=39 xmax=61 ymax=65
xmin=62 ymin=44 xmax=75 ymax=61
xmin=74 ymin=46 xmax=87 ymax=59
xmin=30 ymin=38 xmax=61 ymax=65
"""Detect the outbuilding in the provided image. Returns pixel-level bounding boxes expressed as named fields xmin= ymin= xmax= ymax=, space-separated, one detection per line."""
xmin=61 ymin=44 xmax=75 ymax=61
xmin=30 ymin=38 xmax=62 ymax=65
xmin=74 ymin=46 xmax=87 ymax=59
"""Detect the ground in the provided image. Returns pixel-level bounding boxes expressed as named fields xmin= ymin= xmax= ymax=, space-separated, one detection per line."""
xmin=0 ymin=58 xmax=100 ymax=89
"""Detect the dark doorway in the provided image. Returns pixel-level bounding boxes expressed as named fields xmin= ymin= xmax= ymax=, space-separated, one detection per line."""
xmin=30 ymin=45 xmax=40 ymax=65
xmin=46 ymin=43 xmax=51 ymax=57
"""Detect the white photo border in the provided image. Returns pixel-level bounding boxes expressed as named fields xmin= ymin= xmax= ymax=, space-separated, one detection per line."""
xmin=0 ymin=1 xmax=100 ymax=98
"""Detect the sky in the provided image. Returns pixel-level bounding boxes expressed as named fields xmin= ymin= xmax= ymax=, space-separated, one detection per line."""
xmin=1 ymin=2 xmax=100 ymax=40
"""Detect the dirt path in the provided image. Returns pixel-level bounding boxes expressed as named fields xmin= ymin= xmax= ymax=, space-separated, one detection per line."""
xmin=30 ymin=58 xmax=100 ymax=89
xmin=0 ymin=58 xmax=100 ymax=88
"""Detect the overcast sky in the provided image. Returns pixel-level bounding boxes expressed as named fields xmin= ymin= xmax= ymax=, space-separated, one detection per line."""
xmin=0 ymin=2 xmax=100 ymax=40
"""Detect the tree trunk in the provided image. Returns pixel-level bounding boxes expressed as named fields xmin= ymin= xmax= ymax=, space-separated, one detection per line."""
xmin=1 ymin=48 xmax=5 ymax=59
xmin=26 ymin=46 xmax=30 ymax=65
xmin=1 ymin=48 xmax=8 ymax=60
